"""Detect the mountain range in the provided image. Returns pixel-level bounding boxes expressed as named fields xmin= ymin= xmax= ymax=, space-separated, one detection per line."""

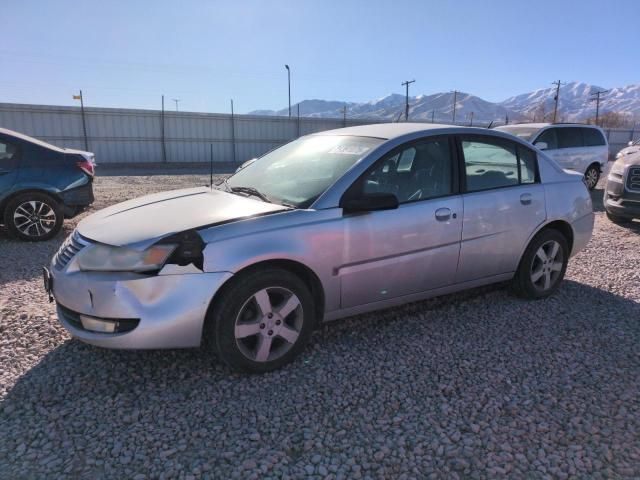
xmin=250 ymin=81 xmax=640 ymax=124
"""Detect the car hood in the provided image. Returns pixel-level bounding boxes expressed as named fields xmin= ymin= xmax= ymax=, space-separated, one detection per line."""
xmin=619 ymin=150 xmax=640 ymax=166
xmin=618 ymin=146 xmax=639 ymax=158
xmin=77 ymin=187 xmax=288 ymax=248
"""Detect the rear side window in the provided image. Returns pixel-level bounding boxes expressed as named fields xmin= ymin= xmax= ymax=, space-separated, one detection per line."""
xmin=583 ymin=128 xmax=606 ymax=146
xmin=461 ymin=136 xmax=538 ymax=192
xmin=0 ymin=141 xmax=17 ymax=163
xmin=534 ymin=129 xmax=558 ymax=150
xmin=557 ymin=128 xmax=583 ymax=149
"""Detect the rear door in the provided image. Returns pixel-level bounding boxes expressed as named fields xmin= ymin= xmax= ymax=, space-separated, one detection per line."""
xmin=456 ymin=135 xmax=546 ymax=282
xmin=581 ymin=127 xmax=608 ymax=168
xmin=0 ymin=136 xmax=19 ymax=194
xmin=339 ymin=135 xmax=463 ymax=308
xmin=551 ymin=127 xmax=589 ymax=174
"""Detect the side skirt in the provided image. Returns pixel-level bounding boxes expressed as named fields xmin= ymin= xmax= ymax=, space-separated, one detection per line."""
xmin=322 ymin=272 xmax=514 ymax=322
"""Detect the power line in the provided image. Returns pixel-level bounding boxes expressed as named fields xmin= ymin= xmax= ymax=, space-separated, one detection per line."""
xmin=401 ymin=79 xmax=415 ymax=121
xmin=590 ymin=89 xmax=609 ymax=126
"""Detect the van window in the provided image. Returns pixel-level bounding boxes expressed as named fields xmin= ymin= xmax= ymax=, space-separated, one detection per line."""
xmin=583 ymin=128 xmax=606 ymax=147
xmin=557 ymin=128 xmax=583 ymax=149
xmin=534 ymin=129 xmax=558 ymax=150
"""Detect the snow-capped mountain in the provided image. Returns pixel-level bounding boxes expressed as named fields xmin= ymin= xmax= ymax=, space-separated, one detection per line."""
xmin=252 ymin=92 xmax=522 ymax=124
xmin=500 ymin=81 xmax=640 ymax=121
xmin=250 ymin=81 xmax=640 ymax=123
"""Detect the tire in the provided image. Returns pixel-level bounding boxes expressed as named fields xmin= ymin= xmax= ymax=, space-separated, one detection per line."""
xmin=207 ymin=268 xmax=316 ymax=373
xmin=511 ymin=229 xmax=569 ymax=299
xmin=4 ymin=192 xmax=63 ymax=242
xmin=584 ymin=164 xmax=600 ymax=190
xmin=606 ymin=211 xmax=632 ymax=225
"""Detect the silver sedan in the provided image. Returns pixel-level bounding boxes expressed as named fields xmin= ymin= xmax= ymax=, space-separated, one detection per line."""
xmin=47 ymin=124 xmax=594 ymax=372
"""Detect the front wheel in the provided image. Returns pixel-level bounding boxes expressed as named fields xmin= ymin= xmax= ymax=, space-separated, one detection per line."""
xmin=511 ymin=229 xmax=569 ymax=299
xmin=4 ymin=192 xmax=63 ymax=241
xmin=207 ymin=268 xmax=316 ymax=373
xmin=584 ymin=165 xmax=600 ymax=190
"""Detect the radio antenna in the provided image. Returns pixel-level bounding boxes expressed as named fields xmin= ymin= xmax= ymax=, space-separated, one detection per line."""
xmin=209 ymin=143 xmax=213 ymax=189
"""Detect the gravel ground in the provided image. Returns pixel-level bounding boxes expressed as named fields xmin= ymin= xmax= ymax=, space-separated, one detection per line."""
xmin=1 ymin=174 xmax=639 ymax=479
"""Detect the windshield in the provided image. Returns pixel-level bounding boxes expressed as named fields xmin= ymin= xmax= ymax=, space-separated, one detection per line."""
xmin=494 ymin=126 xmax=540 ymax=142
xmin=227 ymin=135 xmax=383 ymax=208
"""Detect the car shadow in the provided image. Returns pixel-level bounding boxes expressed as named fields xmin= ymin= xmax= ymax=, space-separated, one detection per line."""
xmin=2 ymin=280 xmax=640 ymax=476
xmin=589 ymin=186 xmax=605 ymax=212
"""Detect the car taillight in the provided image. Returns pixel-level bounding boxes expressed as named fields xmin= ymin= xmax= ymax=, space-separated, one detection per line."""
xmin=77 ymin=159 xmax=95 ymax=177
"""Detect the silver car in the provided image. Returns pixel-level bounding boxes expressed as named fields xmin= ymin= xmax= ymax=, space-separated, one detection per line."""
xmin=47 ymin=124 xmax=594 ymax=372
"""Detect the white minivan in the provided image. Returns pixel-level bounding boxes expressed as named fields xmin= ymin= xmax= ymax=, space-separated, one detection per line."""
xmin=495 ymin=123 xmax=608 ymax=190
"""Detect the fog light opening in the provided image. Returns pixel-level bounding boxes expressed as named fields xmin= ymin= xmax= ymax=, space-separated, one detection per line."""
xmin=80 ymin=315 xmax=118 ymax=333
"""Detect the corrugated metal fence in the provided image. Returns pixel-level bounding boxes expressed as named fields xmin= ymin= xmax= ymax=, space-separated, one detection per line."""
xmin=0 ymin=103 xmax=382 ymax=165
xmin=0 ymin=102 xmax=636 ymax=165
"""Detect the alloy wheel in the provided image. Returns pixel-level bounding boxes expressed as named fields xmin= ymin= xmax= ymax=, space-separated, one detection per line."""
xmin=234 ymin=287 xmax=304 ymax=362
xmin=13 ymin=200 xmax=57 ymax=238
xmin=530 ymin=240 xmax=564 ymax=291
xmin=585 ymin=167 xmax=599 ymax=189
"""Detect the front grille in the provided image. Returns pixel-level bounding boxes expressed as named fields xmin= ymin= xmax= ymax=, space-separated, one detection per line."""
xmin=627 ymin=166 xmax=640 ymax=192
xmin=53 ymin=230 xmax=90 ymax=270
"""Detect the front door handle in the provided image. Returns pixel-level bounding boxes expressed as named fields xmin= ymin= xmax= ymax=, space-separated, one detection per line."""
xmin=520 ymin=193 xmax=532 ymax=205
xmin=435 ymin=207 xmax=452 ymax=221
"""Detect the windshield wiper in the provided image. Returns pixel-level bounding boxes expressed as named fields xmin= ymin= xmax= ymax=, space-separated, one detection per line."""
xmin=230 ymin=186 xmax=272 ymax=203
xmin=229 ymin=185 xmax=296 ymax=208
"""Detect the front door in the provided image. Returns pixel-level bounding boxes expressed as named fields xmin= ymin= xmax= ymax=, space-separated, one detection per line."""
xmin=339 ymin=136 xmax=463 ymax=308
xmin=456 ymin=135 xmax=546 ymax=282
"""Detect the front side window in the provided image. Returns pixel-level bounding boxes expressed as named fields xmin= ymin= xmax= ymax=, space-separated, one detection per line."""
xmin=462 ymin=136 xmax=537 ymax=192
xmin=362 ymin=137 xmax=452 ymax=203
xmin=557 ymin=128 xmax=583 ymax=149
xmin=228 ymin=135 xmax=383 ymax=208
xmin=583 ymin=128 xmax=606 ymax=147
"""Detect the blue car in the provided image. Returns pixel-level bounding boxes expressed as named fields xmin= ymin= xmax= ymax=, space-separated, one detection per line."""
xmin=0 ymin=127 xmax=95 ymax=241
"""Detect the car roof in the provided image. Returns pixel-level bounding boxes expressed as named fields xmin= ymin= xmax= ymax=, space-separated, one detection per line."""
xmin=0 ymin=127 xmax=65 ymax=152
xmin=312 ymin=122 xmax=462 ymax=140
xmin=500 ymin=122 xmax=603 ymax=130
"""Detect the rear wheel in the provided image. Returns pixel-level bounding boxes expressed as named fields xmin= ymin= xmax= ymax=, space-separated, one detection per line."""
xmin=207 ymin=268 xmax=316 ymax=373
xmin=4 ymin=192 xmax=63 ymax=241
xmin=584 ymin=164 xmax=600 ymax=190
xmin=512 ymin=229 xmax=569 ymax=299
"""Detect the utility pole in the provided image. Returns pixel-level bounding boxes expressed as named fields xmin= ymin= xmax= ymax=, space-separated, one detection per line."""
xmin=285 ymin=65 xmax=291 ymax=117
xmin=172 ymin=98 xmax=180 ymax=111
xmin=505 ymin=113 xmax=509 ymax=125
xmin=551 ymin=80 xmax=564 ymax=123
xmin=342 ymin=104 xmax=347 ymax=127
xmin=431 ymin=110 xmax=435 ymax=123
xmin=161 ymin=95 xmax=167 ymax=163
xmin=73 ymin=90 xmax=89 ymax=151
xmin=590 ymin=89 xmax=609 ymax=126
xmin=451 ymin=90 xmax=458 ymax=124
xmin=401 ymin=79 xmax=415 ymax=121
xmin=469 ymin=111 xmax=474 ymax=126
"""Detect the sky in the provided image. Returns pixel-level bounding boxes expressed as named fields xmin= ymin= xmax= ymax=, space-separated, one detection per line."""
xmin=2 ymin=0 xmax=638 ymax=114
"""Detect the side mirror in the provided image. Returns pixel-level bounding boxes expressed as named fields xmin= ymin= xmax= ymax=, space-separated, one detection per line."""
xmin=341 ymin=192 xmax=399 ymax=213
xmin=535 ymin=141 xmax=548 ymax=150
xmin=235 ymin=158 xmax=257 ymax=173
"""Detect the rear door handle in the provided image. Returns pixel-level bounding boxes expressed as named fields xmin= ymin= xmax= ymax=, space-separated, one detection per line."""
xmin=435 ymin=207 xmax=452 ymax=221
xmin=520 ymin=193 xmax=532 ymax=205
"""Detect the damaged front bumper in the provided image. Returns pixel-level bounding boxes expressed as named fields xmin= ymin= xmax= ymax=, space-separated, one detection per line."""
xmin=50 ymin=266 xmax=232 ymax=349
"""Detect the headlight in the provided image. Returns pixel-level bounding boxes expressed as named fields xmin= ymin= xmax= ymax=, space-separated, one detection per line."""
xmin=76 ymin=244 xmax=177 ymax=272
xmin=610 ymin=158 xmax=626 ymax=176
